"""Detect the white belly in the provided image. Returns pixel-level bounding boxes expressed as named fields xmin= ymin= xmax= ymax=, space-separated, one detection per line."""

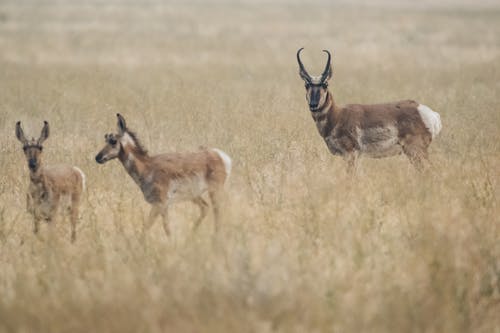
xmin=359 ymin=126 xmax=403 ymax=158
xmin=167 ymin=175 xmax=208 ymax=203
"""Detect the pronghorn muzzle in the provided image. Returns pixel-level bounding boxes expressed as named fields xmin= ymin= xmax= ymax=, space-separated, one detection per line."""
xmin=28 ymin=158 xmax=37 ymax=170
xmin=95 ymin=153 xmax=106 ymax=164
xmin=308 ymin=85 xmax=327 ymax=111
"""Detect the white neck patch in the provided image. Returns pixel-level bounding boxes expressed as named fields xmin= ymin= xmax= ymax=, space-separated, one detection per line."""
xmin=120 ymin=132 xmax=136 ymax=149
xmin=125 ymin=152 xmax=135 ymax=169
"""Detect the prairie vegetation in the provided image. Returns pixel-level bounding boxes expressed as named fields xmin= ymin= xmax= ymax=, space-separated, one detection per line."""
xmin=0 ymin=1 xmax=498 ymax=332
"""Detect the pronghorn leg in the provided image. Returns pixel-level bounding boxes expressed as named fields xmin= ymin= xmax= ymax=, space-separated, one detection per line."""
xmin=192 ymin=197 xmax=209 ymax=231
xmin=48 ymin=192 xmax=60 ymax=222
xmin=33 ymin=217 xmax=40 ymax=235
xmin=159 ymin=204 xmax=170 ymax=237
xmin=343 ymin=151 xmax=359 ymax=174
xmin=402 ymin=142 xmax=426 ymax=172
xmin=144 ymin=204 xmax=161 ymax=232
xmin=46 ymin=193 xmax=60 ymax=239
xmin=70 ymin=194 xmax=80 ymax=243
xmin=26 ymin=193 xmax=33 ymax=214
xmin=208 ymin=190 xmax=222 ymax=232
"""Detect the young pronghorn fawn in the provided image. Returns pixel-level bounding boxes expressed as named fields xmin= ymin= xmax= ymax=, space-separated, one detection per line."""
xmin=95 ymin=114 xmax=232 ymax=237
xmin=15 ymin=121 xmax=85 ymax=242
xmin=297 ymin=48 xmax=442 ymax=172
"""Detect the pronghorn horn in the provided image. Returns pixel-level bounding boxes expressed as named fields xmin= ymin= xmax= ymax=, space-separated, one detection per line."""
xmin=320 ymin=49 xmax=332 ymax=83
xmin=297 ymin=47 xmax=312 ymax=83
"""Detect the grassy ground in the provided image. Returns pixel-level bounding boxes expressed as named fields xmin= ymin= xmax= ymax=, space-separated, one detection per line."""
xmin=0 ymin=1 xmax=499 ymax=332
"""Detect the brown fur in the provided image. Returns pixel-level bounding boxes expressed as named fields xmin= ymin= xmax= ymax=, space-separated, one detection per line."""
xmin=95 ymin=114 xmax=231 ymax=236
xmin=297 ymin=48 xmax=440 ymax=171
xmin=16 ymin=121 xmax=84 ymax=242
xmin=316 ymin=94 xmax=432 ymax=170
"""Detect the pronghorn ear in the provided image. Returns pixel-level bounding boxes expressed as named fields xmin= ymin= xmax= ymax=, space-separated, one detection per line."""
xmin=117 ymin=113 xmax=127 ymax=134
xmin=15 ymin=121 xmax=28 ymax=144
xmin=38 ymin=121 xmax=49 ymax=144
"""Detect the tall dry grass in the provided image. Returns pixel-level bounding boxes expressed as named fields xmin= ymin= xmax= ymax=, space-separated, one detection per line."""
xmin=0 ymin=1 xmax=498 ymax=332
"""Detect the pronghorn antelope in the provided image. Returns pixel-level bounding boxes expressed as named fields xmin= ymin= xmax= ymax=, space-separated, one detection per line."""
xmin=297 ymin=48 xmax=442 ymax=171
xmin=15 ymin=121 xmax=85 ymax=242
xmin=95 ymin=114 xmax=232 ymax=236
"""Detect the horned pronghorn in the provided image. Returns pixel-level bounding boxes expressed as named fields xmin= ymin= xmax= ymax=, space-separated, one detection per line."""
xmin=15 ymin=121 xmax=85 ymax=242
xmin=95 ymin=114 xmax=232 ymax=236
xmin=297 ymin=48 xmax=442 ymax=171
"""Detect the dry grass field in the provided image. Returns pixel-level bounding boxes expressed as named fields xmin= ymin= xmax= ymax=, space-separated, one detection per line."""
xmin=0 ymin=0 xmax=499 ymax=332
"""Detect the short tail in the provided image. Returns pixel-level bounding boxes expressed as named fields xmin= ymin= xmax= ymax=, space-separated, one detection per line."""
xmin=417 ymin=104 xmax=442 ymax=139
xmin=212 ymin=148 xmax=232 ymax=181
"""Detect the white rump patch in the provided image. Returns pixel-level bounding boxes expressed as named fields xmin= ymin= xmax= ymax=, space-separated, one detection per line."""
xmin=212 ymin=148 xmax=232 ymax=179
xmin=417 ymin=104 xmax=442 ymax=139
xmin=73 ymin=166 xmax=86 ymax=191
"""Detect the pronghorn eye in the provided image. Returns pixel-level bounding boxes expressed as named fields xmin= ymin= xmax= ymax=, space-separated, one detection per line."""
xmin=305 ymin=83 xmax=311 ymax=89
xmin=23 ymin=146 xmax=27 ymax=151
xmin=322 ymin=83 xmax=328 ymax=88
xmin=39 ymin=147 xmax=43 ymax=151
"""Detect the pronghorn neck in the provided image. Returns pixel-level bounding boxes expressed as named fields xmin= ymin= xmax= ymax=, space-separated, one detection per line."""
xmin=118 ymin=133 xmax=150 ymax=185
xmin=311 ymin=91 xmax=337 ymax=137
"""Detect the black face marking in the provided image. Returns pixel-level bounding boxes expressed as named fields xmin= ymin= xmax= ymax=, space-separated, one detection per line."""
xmin=308 ymin=84 xmax=328 ymax=109
xmin=28 ymin=159 xmax=37 ymax=170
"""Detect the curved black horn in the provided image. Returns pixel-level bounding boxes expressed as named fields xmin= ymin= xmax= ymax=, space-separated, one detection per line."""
xmin=320 ymin=49 xmax=332 ymax=83
xmin=297 ymin=48 xmax=312 ymax=82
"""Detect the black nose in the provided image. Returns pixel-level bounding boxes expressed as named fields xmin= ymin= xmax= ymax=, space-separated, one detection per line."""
xmin=95 ymin=154 xmax=103 ymax=164
xmin=310 ymin=103 xmax=319 ymax=110
xmin=28 ymin=159 xmax=37 ymax=170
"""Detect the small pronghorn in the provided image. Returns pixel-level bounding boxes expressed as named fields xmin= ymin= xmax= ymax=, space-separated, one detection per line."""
xmin=95 ymin=114 xmax=232 ymax=236
xmin=15 ymin=121 xmax=85 ymax=242
xmin=297 ymin=48 xmax=442 ymax=171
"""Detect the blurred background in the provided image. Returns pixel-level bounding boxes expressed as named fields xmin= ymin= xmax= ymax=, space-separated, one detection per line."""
xmin=0 ymin=1 xmax=498 ymax=332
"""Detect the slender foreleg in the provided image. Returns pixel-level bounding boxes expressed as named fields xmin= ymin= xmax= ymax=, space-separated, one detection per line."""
xmin=159 ymin=204 xmax=170 ymax=237
xmin=44 ymin=192 xmax=60 ymax=240
xmin=33 ymin=217 xmax=40 ymax=235
xmin=343 ymin=151 xmax=359 ymax=174
xmin=144 ymin=204 xmax=161 ymax=232
xmin=47 ymin=192 xmax=60 ymax=224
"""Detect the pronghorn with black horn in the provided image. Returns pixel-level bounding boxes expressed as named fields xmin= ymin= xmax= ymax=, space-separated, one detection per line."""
xmin=95 ymin=114 xmax=232 ymax=236
xmin=296 ymin=48 xmax=442 ymax=171
xmin=16 ymin=121 xmax=85 ymax=242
